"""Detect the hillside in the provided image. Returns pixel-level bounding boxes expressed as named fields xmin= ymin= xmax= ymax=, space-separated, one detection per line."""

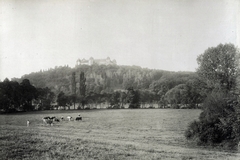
xmin=14 ymin=64 xmax=196 ymax=96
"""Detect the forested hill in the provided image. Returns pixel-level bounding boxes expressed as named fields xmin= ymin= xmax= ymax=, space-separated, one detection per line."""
xmin=14 ymin=64 xmax=196 ymax=96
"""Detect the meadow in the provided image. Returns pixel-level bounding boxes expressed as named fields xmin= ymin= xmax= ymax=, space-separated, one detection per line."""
xmin=0 ymin=109 xmax=240 ymax=160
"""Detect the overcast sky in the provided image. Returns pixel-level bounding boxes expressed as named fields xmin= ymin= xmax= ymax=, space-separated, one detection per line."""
xmin=0 ymin=0 xmax=239 ymax=81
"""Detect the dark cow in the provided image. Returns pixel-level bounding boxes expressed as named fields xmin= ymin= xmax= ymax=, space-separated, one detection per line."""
xmin=54 ymin=118 xmax=60 ymax=122
xmin=42 ymin=116 xmax=54 ymax=126
xmin=76 ymin=115 xmax=82 ymax=121
xmin=75 ymin=117 xmax=82 ymax=121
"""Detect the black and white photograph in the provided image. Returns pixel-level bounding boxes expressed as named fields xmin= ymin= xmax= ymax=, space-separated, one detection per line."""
xmin=0 ymin=0 xmax=240 ymax=159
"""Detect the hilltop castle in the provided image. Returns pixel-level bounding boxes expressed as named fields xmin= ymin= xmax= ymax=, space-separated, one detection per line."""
xmin=76 ymin=57 xmax=117 ymax=66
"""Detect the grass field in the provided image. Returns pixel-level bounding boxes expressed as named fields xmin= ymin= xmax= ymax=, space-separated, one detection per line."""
xmin=0 ymin=109 xmax=240 ymax=160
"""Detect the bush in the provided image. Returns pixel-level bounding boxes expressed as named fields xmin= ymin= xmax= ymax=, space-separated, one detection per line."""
xmin=185 ymin=120 xmax=200 ymax=140
xmin=112 ymin=104 xmax=120 ymax=109
xmin=188 ymin=103 xmax=197 ymax=109
xmin=148 ymin=106 xmax=155 ymax=109
xmin=129 ymin=103 xmax=140 ymax=109
xmin=4 ymin=108 xmax=18 ymax=113
xmin=185 ymin=91 xmax=240 ymax=149
xmin=171 ymin=104 xmax=180 ymax=109
xmin=22 ymin=103 xmax=35 ymax=111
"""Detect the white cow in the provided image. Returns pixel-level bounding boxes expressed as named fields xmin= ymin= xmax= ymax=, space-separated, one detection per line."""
xmin=67 ymin=116 xmax=72 ymax=121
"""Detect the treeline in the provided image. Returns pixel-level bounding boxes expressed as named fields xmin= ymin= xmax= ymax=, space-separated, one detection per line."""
xmin=11 ymin=64 xmax=205 ymax=109
xmin=0 ymin=79 xmax=55 ymax=112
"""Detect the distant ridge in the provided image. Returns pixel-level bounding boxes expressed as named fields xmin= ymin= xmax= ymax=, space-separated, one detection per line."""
xmin=15 ymin=64 xmax=195 ymax=99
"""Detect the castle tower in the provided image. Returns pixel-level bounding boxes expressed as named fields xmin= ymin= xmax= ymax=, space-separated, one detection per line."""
xmin=76 ymin=59 xmax=81 ymax=66
xmin=89 ymin=57 xmax=94 ymax=65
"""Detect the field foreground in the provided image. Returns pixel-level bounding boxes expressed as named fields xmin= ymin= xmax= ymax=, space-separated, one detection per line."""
xmin=0 ymin=109 xmax=240 ymax=160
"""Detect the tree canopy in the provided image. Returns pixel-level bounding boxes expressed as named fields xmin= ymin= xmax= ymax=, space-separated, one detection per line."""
xmin=186 ymin=43 xmax=240 ymax=149
xmin=0 ymin=79 xmax=39 ymax=112
xmin=197 ymin=43 xmax=240 ymax=92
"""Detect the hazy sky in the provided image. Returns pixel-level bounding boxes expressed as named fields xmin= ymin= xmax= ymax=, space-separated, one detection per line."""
xmin=0 ymin=0 xmax=239 ymax=80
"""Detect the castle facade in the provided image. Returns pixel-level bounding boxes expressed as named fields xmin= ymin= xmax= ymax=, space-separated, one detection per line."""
xmin=76 ymin=57 xmax=117 ymax=66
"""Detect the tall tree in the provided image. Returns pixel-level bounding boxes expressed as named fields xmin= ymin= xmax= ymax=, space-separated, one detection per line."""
xmin=197 ymin=43 xmax=240 ymax=92
xmin=120 ymin=92 xmax=127 ymax=108
xmin=0 ymin=79 xmax=21 ymax=112
xmin=109 ymin=91 xmax=121 ymax=108
xmin=36 ymin=87 xmax=55 ymax=110
xmin=0 ymin=79 xmax=38 ymax=112
xmin=57 ymin=91 xmax=70 ymax=109
xmin=79 ymin=72 xmax=86 ymax=109
xmin=20 ymin=79 xmax=37 ymax=111
xmin=186 ymin=44 xmax=240 ymax=149
xmin=72 ymin=72 xmax=76 ymax=109
xmin=127 ymin=87 xmax=140 ymax=109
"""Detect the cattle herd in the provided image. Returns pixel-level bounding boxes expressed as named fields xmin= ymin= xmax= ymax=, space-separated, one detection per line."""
xmin=38 ymin=115 xmax=82 ymax=126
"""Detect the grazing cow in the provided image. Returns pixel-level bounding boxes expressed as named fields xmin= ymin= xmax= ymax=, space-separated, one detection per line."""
xmin=67 ymin=116 xmax=72 ymax=121
xmin=75 ymin=115 xmax=82 ymax=121
xmin=42 ymin=116 xmax=50 ymax=124
xmin=54 ymin=118 xmax=60 ymax=122
xmin=47 ymin=116 xmax=59 ymax=122
xmin=75 ymin=116 xmax=82 ymax=121
xmin=45 ymin=119 xmax=53 ymax=126
xmin=27 ymin=120 xmax=30 ymax=127
xmin=42 ymin=116 xmax=54 ymax=126
xmin=44 ymin=116 xmax=50 ymax=119
xmin=61 ymin=116 xmax=64 ymax=121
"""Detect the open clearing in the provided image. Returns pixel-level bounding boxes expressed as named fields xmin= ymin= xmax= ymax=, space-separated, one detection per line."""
xmin=0 ymin=109 xmax=240 ymax=160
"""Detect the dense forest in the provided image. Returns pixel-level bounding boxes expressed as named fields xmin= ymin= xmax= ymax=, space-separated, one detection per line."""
xmin=7 ymin=64 xmax=204 ymax=110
